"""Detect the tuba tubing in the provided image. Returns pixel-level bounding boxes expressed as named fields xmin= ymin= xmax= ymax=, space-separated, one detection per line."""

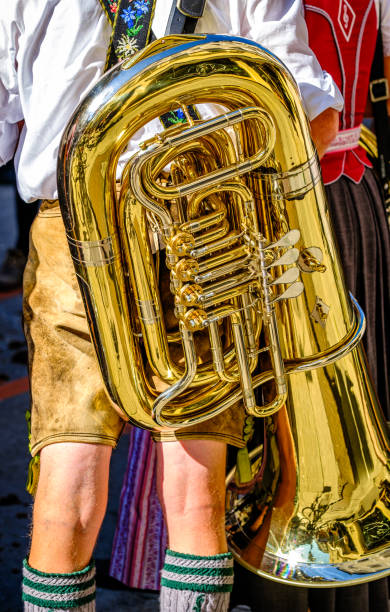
xmin=58 ymin=34 xmax=355 ymax=428
xmin=58 ymin=35 xmax=390 ymax=586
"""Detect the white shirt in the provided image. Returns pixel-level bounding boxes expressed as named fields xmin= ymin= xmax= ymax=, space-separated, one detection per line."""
xmin=376 ymin=0 xmax=390 ymax=51
xmin=0 ymin=0 xmax=343 ymax=202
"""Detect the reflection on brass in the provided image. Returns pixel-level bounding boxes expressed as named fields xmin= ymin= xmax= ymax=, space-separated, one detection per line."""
xmin=67 ymin=235 xmax=116 ymax=266
xmin=58 ymin=34 xmax=390 ymax=586
xmin=252 ymin=156 xmax=321 ymax=199
xmin=267 ymin=247 xmax=300 ymax=267
xmin=310 ymin=296 xmax=330 ymax=328
xmin=268 ymin=229 xmax=301 ymax=249
xmin=299 ymin=247 xmax=326 ymax=273
xmin=359 ymin=124 xmax=378 ymax=159
xmin=136 ymin=299 xmax=161 ymax=325
xmin=270 ymin=267 xmax=300 ymax=286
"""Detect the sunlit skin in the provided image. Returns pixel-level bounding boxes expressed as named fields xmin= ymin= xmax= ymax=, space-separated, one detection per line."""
xmin=310 ymin=107 xmax=339 ymax=159
xmin=28 ymin=439 xmax=228 ymax=572
xmin=29 ymin=443 xmax=112 ymax=572
xmin=156 ymin=439 xmax=228 ymax=555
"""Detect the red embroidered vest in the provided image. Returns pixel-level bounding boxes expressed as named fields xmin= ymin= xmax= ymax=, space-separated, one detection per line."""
xmin=304 ymin=0 xmax=377 ymax=184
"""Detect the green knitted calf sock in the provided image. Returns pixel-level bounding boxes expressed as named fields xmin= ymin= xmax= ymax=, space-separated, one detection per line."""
xmin=22 ymin=559 xmax=96 ymax=611
xmin=160 ymin=549 xmax=233 ymax=611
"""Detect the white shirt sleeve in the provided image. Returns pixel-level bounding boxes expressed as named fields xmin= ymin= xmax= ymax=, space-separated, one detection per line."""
xmin=1 ymin=0 xmax=343 ymax=200
xmin=196 ymin=0 xmax=343 ymax=121
xmin=379 ymin=0 xmax=390 ymax=56
xmin=0 ymin=10 xmax=23 ymax=165
xmin=242 ymin=0 xmax=344 ymax=120
xmin=0 ymin=0 xmax=111 ymax=201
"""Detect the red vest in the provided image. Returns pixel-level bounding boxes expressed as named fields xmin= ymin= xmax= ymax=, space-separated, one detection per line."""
xmin=304 ymin=0 xmax=377 ymax=184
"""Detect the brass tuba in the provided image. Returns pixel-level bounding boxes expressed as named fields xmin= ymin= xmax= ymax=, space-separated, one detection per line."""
xmin=57 ymin=35 xmax=390 ymax=585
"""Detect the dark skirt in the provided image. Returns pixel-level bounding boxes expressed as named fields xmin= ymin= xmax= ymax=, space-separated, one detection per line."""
xmin=230 ymin=168 xmax=390 ymax=611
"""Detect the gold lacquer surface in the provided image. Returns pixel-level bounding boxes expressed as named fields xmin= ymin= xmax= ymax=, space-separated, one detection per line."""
xmin=58 ymin=35 xmax=390 ymax=584
xmin=58 ymin=36 xmax=354 ymax=427
xmin=226 ymin=344 xmax=390 ymax=586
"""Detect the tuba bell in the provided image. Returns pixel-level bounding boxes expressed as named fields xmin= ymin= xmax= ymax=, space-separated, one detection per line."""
xmin=57 ymin=35 xmax=390 ymax=586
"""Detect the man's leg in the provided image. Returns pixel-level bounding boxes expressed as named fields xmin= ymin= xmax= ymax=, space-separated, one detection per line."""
xmin=23 ymin=442 xmax=111 ymax=611
xmin=157 ymin=439 xmax=233 ymax=611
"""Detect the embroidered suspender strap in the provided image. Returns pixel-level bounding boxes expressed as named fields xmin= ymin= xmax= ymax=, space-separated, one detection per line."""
xmin=98 ymin=0 xmax=205 ymax=126
xmin=370 ymin=5 xmax=390 ymax=215
xmin=98 ymin=0 xmax=157 ymax=70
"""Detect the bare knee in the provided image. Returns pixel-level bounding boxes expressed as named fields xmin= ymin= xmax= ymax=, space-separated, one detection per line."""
xmin=29 ymin=442 xmax=111 ymax=571
xmin=36 ymin=443 xmax=109 ymax=524
xmin=156 ymin=440 xmax=227 ymax=554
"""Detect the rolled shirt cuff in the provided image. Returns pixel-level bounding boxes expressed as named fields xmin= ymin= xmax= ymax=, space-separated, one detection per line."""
xmin=299 ymin=70 xmax=344 ymax=121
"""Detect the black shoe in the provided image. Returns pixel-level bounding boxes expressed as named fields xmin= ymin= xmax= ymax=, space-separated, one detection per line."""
xmin=0 ymin=248 xmax=27 ymax=291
